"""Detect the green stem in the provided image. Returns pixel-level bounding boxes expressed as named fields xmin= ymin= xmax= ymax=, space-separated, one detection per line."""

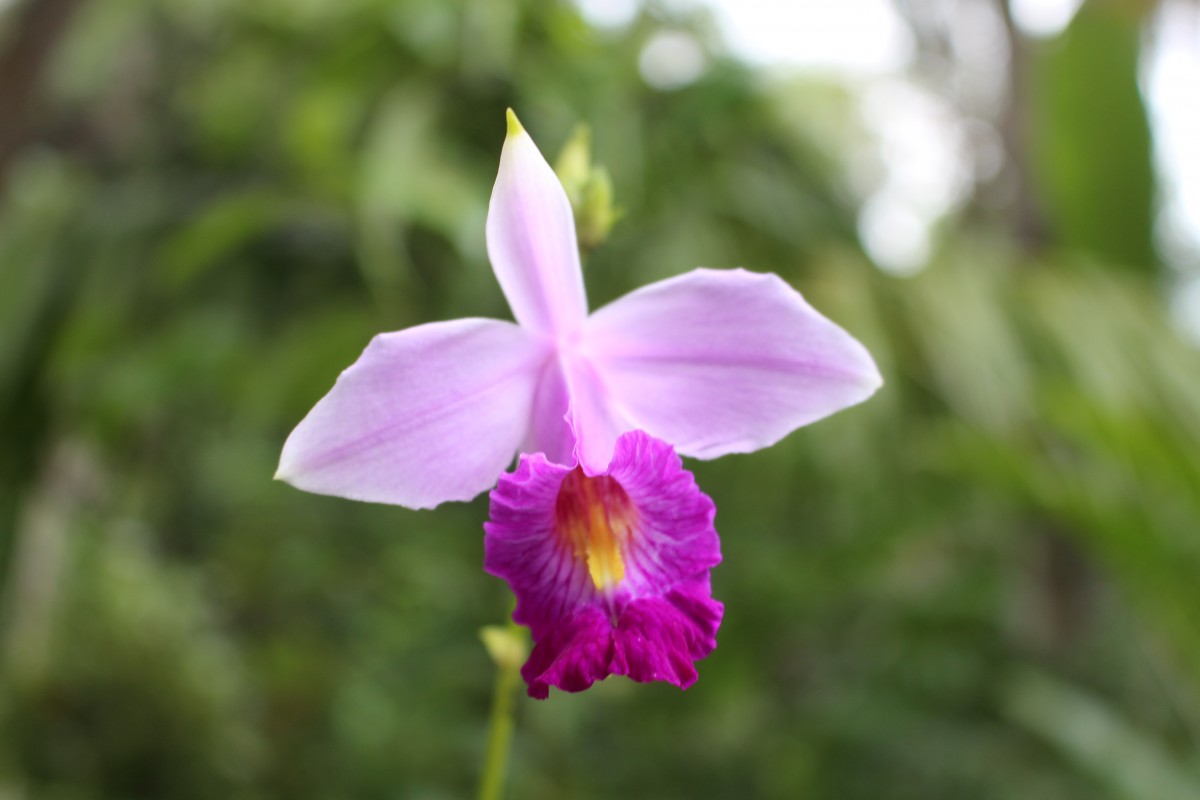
xmin=477 ymin=621 xmax=522 ymax=800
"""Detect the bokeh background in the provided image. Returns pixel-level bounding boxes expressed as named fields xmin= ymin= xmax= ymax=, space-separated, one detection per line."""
xmin=2 ymin=0 xmax=1200 ymax=797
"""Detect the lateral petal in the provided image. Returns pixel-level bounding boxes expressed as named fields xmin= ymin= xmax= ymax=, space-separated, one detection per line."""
xmin=583 ymin=268 xmax=883 ymax=460
xmin=486 ymin=110 xmax=588 ymax=337
xmin=276 ymin=318 xmax=547 ymax=509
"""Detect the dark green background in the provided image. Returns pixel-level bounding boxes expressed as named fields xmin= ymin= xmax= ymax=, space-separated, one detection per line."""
xmin=2 ymin=0 xmax=1199 ymax=797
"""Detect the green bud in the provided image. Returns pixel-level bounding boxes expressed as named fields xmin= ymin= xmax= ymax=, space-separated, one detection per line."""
xmin=479 ymin=624 xmax=528 ymax=670
xmin=577 ymin=166 xmax=620 ymax=252
xmin=554 ymin=123 xmax=621 ymax=254
xmin=554 ymin=123 xmax=592 ymax=208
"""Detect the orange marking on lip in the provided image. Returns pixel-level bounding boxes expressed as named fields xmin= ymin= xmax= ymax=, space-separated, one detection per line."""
xmin=555 ymin=468 xmax=635 ymax=590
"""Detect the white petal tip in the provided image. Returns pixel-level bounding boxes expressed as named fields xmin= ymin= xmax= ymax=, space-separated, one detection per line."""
xmin=273 ymin=455 xmax=296 ymax=484
xmin=850 ymin=357 xmax=885 ymax=402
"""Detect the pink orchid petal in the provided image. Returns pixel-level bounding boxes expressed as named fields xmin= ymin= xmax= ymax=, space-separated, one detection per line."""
xmin=523 ymin=355 xmax=575 ymax=467
xmin=519 ymin=583 xmax=721 ymax=699
xmin=276 ymin=318 xmax=547 ymax=509
xmin=562 ymin=354 xmax=632 ymax=475
xmin=583 ymin=268 xmax=883 ymax=460
xmin=486 ymin=111 xmax=587 ymax=337
xmin=484 ymin=430 xmax=723 ymax=698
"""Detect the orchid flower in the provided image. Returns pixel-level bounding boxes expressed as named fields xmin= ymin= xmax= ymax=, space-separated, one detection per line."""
xmin=276 ymin=110 xmax=882 ymax=696
xmin=276 ymin=110 xmax=881 ymax=508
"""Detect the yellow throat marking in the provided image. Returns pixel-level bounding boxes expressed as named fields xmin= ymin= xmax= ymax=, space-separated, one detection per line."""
xmin=556 ymin=470 xmax=634 ymax=590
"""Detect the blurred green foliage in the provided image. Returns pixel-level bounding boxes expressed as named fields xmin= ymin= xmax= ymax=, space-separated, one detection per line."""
xmin=1029 ymin=0 xmax=1157 ymax=269
xmin=1 ymin=0 xmax=1199 ymax=798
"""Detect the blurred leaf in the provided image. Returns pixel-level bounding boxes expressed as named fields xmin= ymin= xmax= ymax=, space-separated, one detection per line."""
xmin=1004 ymin=669 xmax=1200 ymax=800
xmin=155 ymin=189 xmax=292 ymax=289
xmin=1029 ymin=0 xmax=1156 ymax=270
xmin=356 ymin=88 xmax=483 ymax=310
